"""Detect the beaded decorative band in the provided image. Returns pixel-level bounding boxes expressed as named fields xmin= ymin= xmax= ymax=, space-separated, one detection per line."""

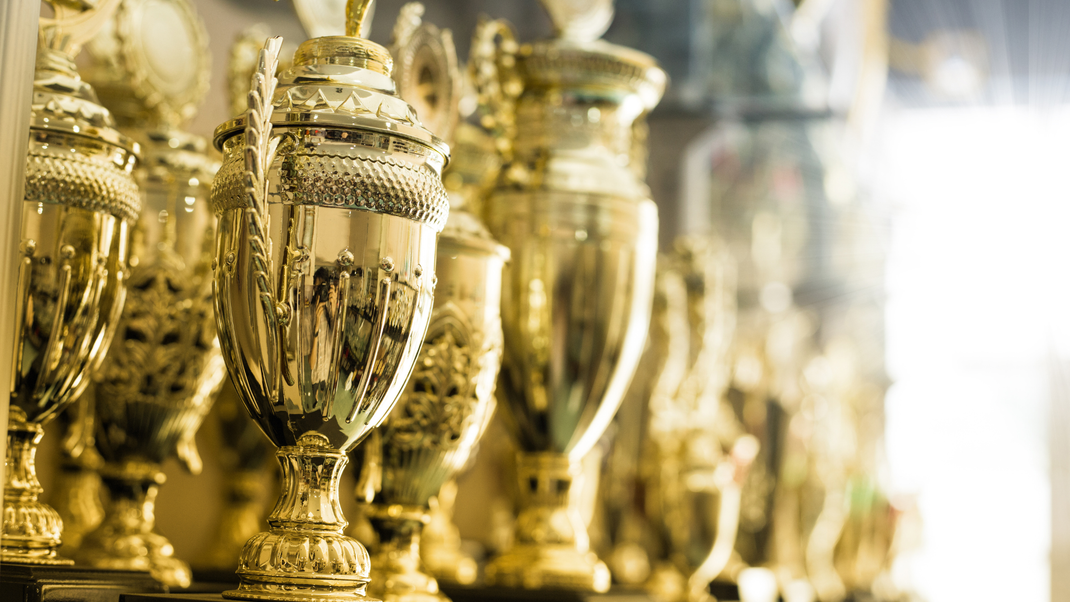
xmin=24 ymin=150 xmax=141 ymax=222
xmin=211 ymin=150 xmax=449 ymax=231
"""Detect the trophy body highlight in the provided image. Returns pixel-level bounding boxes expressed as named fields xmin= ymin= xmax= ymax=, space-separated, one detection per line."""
xmin=210 ymin=2 xmax=449 ymax=597
xmin=3 ymin=0 xmax=141 ymax=566
xmin=476 ymin=0 xmax=665 ymax=591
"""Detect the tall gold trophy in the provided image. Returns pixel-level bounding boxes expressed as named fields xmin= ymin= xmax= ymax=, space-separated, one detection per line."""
xmin=209 ymin=0 xmax=449 ymax=597
xmin=476 ymin=0 xmax=665 ymax=591
xmin=70 ymin=1 xmax=223 ymax=585
xmin=2 ymin=0 xmax=140 ymax=566
xmin=357 ymin=5 xmax=509 ymax=601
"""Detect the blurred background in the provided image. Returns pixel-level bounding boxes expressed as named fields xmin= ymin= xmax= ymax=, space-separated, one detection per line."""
xmin=33 ymin=0 xmax=1070 ymax=600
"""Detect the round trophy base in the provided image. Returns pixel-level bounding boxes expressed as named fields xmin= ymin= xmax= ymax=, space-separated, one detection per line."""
xmin=224 ymin=438 xmax=376 ymax=602
xmin=3 ymin=423 xmax=74 ymax=567
xmin=365 ymin=506 xmax=448 ymax=602
xmin=484 ymin=452 xmax=611 ymax=592
xmin=77 ymin=532 xmax=191 ymax=588
xmin=222 ymin=528 xmax=379 ymax=602
xmin=76 ymin=466 xmax=191 ymax=588
xmin=484 ymin=544 xmax=611 ymax=592
xmin=0 ymin=550 xmax=75 ymax=567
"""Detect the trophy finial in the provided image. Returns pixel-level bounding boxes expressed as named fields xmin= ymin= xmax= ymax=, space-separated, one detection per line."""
xmin=346 ymin=0 xmax=374 ymax=37
xmin=540 ymin=0 xmax=614 ymax=43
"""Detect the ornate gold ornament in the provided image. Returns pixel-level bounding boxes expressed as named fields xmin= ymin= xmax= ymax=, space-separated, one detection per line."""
xmin=474 ymin=0 xmax=666 ymax=592
xmin=74 ymin=130 xmax=223 ymax=588
xmin=82 ymin=0 xmax=211 ymax=130
xmin=354 ymin=6 xmax=508 ymax=601
xmin=209 ymin=0 xmax=449 ymax=597
xmin=2 ymin=0 xmax=140 ymax=566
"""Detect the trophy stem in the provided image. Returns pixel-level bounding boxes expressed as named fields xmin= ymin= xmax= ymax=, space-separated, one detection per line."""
xmin=76 ymin=464 xmax=192 ymax=587
xmin=1 ymin=421 xmax=73 ymax=565
xmin=485 ymin=452 xmax=611 ymax=592
xmin=366 ymin=506 xmax=447 ymax=602
xmin=224 ymin=433 xmax=374 ymax=602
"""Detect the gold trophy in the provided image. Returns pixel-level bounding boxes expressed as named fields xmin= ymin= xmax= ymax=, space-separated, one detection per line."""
xmin=2 ymin=0 xmax=140 ymax=566
xmin=209 ymin=0 xmax=449 ymax=596
xmin=69 ymin=0 xmax=223 ymax=586
xmin=356 ymin=5 xmax=509 ymax=601
xmin=642 ymin=240 xmax=759 ymax=602
xmin=475 ymin=0 xmax=665 ymax=591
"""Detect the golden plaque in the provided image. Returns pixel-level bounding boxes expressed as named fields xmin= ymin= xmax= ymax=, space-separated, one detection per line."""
xmin=2 ymin=0 xmax=141 ymax=566
xmin=209 ymin=0 xmax=450 ymax=597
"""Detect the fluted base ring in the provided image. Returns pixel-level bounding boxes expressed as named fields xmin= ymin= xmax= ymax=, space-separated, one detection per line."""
xmin=2 ymin=423 xmax=73 ymax=566
xmin=76 ymin=466 xmax=190 ymax=587
xmin=484 ymin=544 xmax=610 ymax=592
xmin=223 ymin=435 xmax=377 ymax=602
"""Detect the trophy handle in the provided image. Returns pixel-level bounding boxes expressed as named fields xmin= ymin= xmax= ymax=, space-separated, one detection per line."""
xmin=345 ymin=275 xmax=392 ymax=424
xmin=686 ymin=434 xmax=759 ymax=602
xmin=469 ymin=17 xmax=521 ymax=162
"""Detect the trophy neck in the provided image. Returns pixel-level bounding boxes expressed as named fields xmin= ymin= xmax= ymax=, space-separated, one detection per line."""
xmin=4 ymin=422 xmax=46 ymax=501
xmin=270 ymin=442 xmax=350 ymax=532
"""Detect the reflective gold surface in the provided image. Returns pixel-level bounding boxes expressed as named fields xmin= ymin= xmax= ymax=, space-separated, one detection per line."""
xmin=210 ymin=4 xmax=449 ymax=595
xmin=2 ymin=0 xmax=140 ymax=565
xmin=477 ymin=1 xmax=665 ymax=591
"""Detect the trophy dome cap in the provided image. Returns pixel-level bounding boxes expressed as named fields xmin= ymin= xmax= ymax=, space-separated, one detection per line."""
xmin=212 ymin=36 xmax=450 ymax=163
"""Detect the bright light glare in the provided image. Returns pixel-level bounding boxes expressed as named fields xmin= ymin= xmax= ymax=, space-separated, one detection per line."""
xmin=876 ymin=107 xmax=1070 ymax=602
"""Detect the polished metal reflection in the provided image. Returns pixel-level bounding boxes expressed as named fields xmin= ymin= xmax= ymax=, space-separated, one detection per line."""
xmin=475 ymin=0 xmax=665 ymax=591
xmin=2 ymin=0 xmax=140 ymax=566
xmin=210 ymin=1 xmax=449 ymax=597
xmin=75 ymin=131 xmax=224 ymax=588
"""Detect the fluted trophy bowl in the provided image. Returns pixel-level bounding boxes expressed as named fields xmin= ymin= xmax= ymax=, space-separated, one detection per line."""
xmin=475 ymin=1 xmax=665 ymax=591
xmin=76 ymin=131 xmax=224 ymax=587
xmin=2 ymin=36 xmax=140 ymax=564
xmin=210 ymin=14 xmax=449 ymax=600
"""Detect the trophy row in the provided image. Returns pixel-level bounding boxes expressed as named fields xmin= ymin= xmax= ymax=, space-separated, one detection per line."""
xmin=2 ymin=0 xmax=899 ymax=601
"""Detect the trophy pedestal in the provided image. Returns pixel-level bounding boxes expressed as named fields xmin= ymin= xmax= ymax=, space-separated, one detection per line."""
xmin=439 ymin=585 xmax=656 ymax=602
xmin=0 ymin=564 xmax=164 ymax=602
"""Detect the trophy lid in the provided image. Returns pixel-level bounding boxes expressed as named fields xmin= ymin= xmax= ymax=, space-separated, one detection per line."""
xmin=29 ymin=0 xmax=142 ymax=221
xmin=388 ymin=3 xmax=505 ymax=260
xmin=518 ymin=0 xmax=667 ymax=111
xmin=213 ymin=3 xmax=449 ymax=163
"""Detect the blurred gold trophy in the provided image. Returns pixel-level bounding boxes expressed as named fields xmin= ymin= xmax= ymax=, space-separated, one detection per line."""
xmin=356 ymin=5 xmax=508 ymax=601
xmin=209 ymin=0 xmax=449 ymax=597
xmin=70 ymin=0 xmax=223 ymax=586
xmin=2 ymin=0 xmax=141 ymax=566
xmin=643 ymin=240 xmax=758 ymax=602
xmin=475 ymin=0 xmax=665 ymax=591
